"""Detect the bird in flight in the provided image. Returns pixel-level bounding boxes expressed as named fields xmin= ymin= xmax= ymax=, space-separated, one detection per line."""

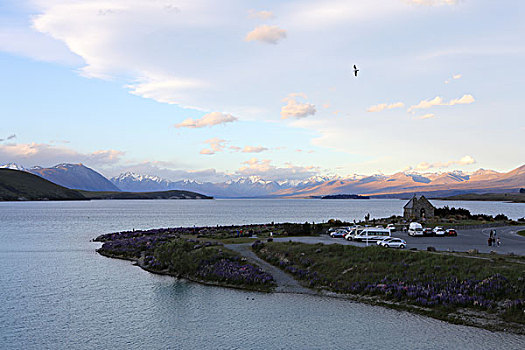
xmin=353 ymin=65 xmax=359 ymax=77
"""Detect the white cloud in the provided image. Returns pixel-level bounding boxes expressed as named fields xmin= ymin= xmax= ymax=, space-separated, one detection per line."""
xmin=200 ymin=138 xmax=227 ymax=155
xmin=406 ymin=155 xmax=476 ymax=171
xmin=242 ymin=146 xmax=268 ymax=153
xmin=236 ymin=158 xmax=318 ymax=181
xmin=367 ymin=102 xmax=404 ymax=113
xmin=407 ymin=94 xmax=475 ymax=113
xmin=245 ymin=25 xmax=287 ymax=44
xmin=281 ymin=93 xmax=316 ymax=119
xmin=175 ymin=112 xmax=238 ymax=129
xmin=126 ymin=75 xmax=208 ymax=107
xmin=0 ymin=142 xmax=124 ymax=168
xmin=417 ymin=113 xmax=435 ymax=119
xmin=248 ymin=10 xmax=274 ymax=20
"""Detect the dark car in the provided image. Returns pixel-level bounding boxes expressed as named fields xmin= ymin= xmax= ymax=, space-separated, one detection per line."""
xmin=423 ymin=228 xmax=433 ymax=236
xmin=445 ymin=229 xmax=457 ymax=237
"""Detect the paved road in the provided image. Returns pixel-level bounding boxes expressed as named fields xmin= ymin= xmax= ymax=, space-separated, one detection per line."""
xmin=274 ymin=225 xmax=525 ymax=256
xmin=225 ymin=243 xmax=314 ymax=294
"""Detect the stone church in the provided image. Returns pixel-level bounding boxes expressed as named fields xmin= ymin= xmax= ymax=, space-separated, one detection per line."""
xmin=403 ymin=195 xmax=435 ymax=220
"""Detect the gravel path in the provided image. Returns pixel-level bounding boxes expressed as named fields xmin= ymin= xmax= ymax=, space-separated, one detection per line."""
xmin=225 ymin=243 xmax=315 ymax=294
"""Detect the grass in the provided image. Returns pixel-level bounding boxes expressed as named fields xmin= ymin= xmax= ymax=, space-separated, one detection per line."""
xmin=518 ymin=230 xmax=525 ymax=237
xmin=253 ymin=241 xmax=525 ymax=332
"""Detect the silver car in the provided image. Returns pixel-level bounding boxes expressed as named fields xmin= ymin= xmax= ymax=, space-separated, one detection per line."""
xmin=377 ymin=237 xmax=406 ymax=249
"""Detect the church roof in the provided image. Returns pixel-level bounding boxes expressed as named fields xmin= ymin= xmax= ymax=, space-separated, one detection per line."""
xmin=403 ymin=195 xmax=430 ymax=209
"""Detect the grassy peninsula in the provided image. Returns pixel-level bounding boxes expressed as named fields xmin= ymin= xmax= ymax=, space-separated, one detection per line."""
xmin=253 ymin=241 xmax=525 ymax=333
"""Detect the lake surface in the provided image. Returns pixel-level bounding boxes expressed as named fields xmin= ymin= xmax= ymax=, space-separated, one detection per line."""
xmin=1 ymin=199 xmax=524 ymax=349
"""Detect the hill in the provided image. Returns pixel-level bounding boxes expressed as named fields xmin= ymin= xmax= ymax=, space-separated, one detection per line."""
xmin=79 ymin=190 xmax=212 ymax=200
xmin=0 ymin=169 xmax=87 ymax=201
xmin=438 ymin=192 xmax=525 ymax=203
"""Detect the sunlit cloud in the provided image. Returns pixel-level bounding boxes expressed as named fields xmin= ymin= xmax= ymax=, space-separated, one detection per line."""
xmin=404 ymin=155 xmax=476 ymax=172
xmin=445 ymin=73 xmax=462 ymax=84
xmin=407 ymin=94 xmax=475 ymax=113
xmin=175 ymin=112 xmax=238 ymax=129
xmin=242 ymin=146 xmax=268 ymax=153
xmin=248 ymin=10 xmax=274 ymax=20
xmin=236 ymin=158 xmax=319 ymax=181
xmin=200 ymin=138 xmax=228 ymax=155
xmin=367 ymin=102 xmax=404 ymax=113
xmin=281 ymin=93 xmax=316 ymax=119
xmin=0 ymin=142 xmax=124 ymax=167
xmin=417 ymin=113 xmax=435 ymax=119
xmin=245 ymin=25 xmax=287 ymax=44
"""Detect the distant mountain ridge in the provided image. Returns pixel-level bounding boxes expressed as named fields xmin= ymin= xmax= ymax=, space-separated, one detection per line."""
xmin=2 ymin=162 xmax=523 ymax=198
xmin=1 ymin=163 xmax=120 ymax=192
xmin=109 ymin=165 xmax=524 ymax=198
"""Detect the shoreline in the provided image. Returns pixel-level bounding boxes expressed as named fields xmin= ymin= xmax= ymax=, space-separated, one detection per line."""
xmin=94 ymin=222 xmax=525 ymax=335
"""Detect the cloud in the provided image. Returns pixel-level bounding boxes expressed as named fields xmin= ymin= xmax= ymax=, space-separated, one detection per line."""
xmin=248 ymin=10 xmax=275 ymax=20
xmin=126 ymin=75 xmax=208 ymax=107
xmin=445 ymin=73 xmax=462 ymax=84
xmin=367 ymin=102 xmax=404 ymax=113
xmin=281 ymin=93 xmax=316 ymax=119
xmin=175 ymin=112 xmax=238 ymax=129
xmin=245 ymin=25 xmax=287 ymax=44
xmin=200 ymin=138 xmax=227 ymax=155
xmin=242 ymin=146 xmax=268 ymax=153
xmin=0 ymin=142 xmax=124 ymax=168
xmin=417 ymin=113 xmax=435 ymax=119
xmin=407 ymin=94 xmax=475 ymax=113
xmin=405 ymin=155 xmax=476 ymax=171
xmin=236 ymin=158 xmax=319 ymax=181
xmin=404 ymin=0 xmax=459 ymax=6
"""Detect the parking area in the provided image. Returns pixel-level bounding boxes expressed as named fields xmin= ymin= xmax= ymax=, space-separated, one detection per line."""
xmin=275 ymin=225 xmax=525 ymax=256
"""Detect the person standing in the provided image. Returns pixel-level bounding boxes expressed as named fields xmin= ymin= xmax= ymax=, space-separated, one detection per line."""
xmin=497 ymin=237 xmax=501 ymax=247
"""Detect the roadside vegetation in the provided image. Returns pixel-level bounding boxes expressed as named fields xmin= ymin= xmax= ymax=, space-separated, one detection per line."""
xmin=252 ymin=241 xmax=525 ymax=333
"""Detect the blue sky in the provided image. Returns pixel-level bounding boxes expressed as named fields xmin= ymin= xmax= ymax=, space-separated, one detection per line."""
xmin=0 ymin=0 xmax=523 ymax=181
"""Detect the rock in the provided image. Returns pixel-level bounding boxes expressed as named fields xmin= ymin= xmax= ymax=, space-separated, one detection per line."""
xmin=315 ymin=248 xmax=322 ymax=253
xmin=427 ymin=246 xmax=436 ymax=252
xmin=467 ymin=249 xmax=479 ymax=254
xmin=267 ymin=238 xmax=273 ymax=242
xmin=409 ymin=248 xmax=417 ymax=251
xmin=193 ymin=244 xmax=202 ymax=249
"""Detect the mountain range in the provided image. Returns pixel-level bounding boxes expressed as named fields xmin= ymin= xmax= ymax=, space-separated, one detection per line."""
xmin=2 ymin=163 xmax=524 ymax=198
xmin=0 ymin=163 xmax=120 ymax=191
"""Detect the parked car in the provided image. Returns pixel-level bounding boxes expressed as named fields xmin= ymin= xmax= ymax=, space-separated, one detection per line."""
xmin=344 ymin=226 xmax=363 ymax=240
xmin=423 ymin=228 xmax=433 ymax=236
xmin=377 ymin=237 xmax=406 ymax=249
xmin=330 ymin=229 xmax=347 ymax=238
xmin=386 ymin=224 xmax=396 ymax=232
xmin=408 ymin=222 xmax=424 ymax=236
xmin=445 ymin=229 xmax=457 ymax=237
xmin=433 ymin=227 xmax=445 ymax=236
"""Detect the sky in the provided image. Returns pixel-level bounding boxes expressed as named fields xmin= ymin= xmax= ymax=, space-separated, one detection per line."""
xmin=0 ymin=0 xmax=523 ymax=182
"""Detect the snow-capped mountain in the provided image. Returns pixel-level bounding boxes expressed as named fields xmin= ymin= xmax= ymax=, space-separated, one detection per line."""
xmin=0 ymin=163 xmax=26 ymax=171
xmin=0 ymin=163 xmax=121 ymax=192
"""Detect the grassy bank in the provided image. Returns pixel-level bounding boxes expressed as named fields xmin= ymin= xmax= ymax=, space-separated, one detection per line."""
xmin=94 ymin=227 xmax=276 ymax=292
xmin=253 ymin=241 xmax=525 ymax=333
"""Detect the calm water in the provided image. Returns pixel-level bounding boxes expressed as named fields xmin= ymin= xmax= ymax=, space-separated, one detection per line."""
xmin=1 ymin=199 xmax=524 ymax=349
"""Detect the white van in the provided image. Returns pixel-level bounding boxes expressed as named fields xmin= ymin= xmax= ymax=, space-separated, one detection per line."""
xmin=353 ymin=228 xmax=391 ymax=242
xmin=408 ymin=222 xmax=424 ymax=236
xmin=344 ymin=226 xmax=363 ymax=240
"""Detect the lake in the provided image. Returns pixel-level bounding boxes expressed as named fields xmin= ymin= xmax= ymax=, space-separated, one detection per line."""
xmin=1 ymin=199 xmax=524 ymax=349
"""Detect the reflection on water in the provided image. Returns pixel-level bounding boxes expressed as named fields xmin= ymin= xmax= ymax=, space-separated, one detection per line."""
xmin=1 ymin=200 xmax=524 ymax=349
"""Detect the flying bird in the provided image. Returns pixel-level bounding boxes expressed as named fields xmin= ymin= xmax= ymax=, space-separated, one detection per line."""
xmin=353 ymin=65 xmax=359 ymax=77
